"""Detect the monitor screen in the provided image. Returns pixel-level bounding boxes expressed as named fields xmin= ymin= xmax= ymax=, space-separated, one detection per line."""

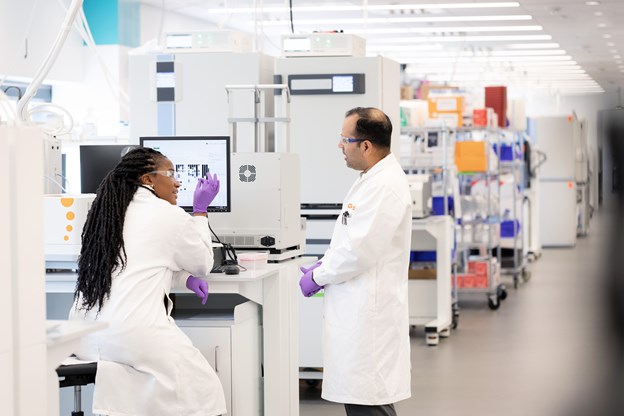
xmin=139 ymin=136 xmax=231 ymax=213
xmin=80 ymin=145 xmax=137 ymax=193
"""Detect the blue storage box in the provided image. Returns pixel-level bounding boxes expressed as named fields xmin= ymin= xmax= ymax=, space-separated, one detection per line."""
xmin=493 ymin=143 xmax=518 ymax=161
xmin=432 ymin=196 xmax=454 ymax=216
xmin=410 ymin=251 xmax=437 ymax=262
xmin=500 ymin=220 xmax=521 ymax=237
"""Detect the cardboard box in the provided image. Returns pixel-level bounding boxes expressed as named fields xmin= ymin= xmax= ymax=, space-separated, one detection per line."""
xmin=408 ymin=268 xmax=437 ymax=280
xmin=401 ymin=85 xmax=414 ymax=100
xmin=485 ymin=86 xmax=507 ymax=128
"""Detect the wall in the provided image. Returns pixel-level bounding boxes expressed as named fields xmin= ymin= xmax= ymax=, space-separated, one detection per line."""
xmin=139 ymin=3 xmax=218 ymax=46
xmin=52 ymin=45 xmax=132 ymax=138
xmin=0 ymin=0 xmax=85 ymax=82
xmin=53 ymin=3 xmax=218 ymax=138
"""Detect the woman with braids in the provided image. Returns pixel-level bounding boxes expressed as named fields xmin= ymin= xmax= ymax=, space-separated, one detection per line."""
xmin=68 ymin=147 xmax=226 ymax=416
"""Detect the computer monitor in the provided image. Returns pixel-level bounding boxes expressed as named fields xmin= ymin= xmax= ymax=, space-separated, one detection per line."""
xmin=80 ymin=145 xmax=137 ymax=193
xmin=139 ymin=136 xmax=231 ymax=212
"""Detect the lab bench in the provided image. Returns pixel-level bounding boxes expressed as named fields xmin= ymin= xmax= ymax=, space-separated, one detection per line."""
xmin=46 ymin=257 xmax=307 ymax=416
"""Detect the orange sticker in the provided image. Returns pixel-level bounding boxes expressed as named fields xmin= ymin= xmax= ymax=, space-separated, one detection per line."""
xmin=60 ymin=198 xmax=74 ymax=207
xmin=66 ymin=211 xmax=75 ymax=220
xmin=66 ymin=225 xmax=73 ymax=232
xmin=347 ymin=203 xmax=356 ymax=210
xmin=63 ymin=235 xmax=69 ymax=241
xmin=568 ymin=182 xmax=573 ymax=189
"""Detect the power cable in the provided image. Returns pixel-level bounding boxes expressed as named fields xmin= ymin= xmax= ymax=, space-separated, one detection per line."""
xmin=289 ymin=0 xmax=294 ymax=33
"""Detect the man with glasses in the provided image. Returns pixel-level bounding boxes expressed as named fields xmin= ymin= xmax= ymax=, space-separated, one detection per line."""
xmin=299 ymin=107 xmax=412 ymax=416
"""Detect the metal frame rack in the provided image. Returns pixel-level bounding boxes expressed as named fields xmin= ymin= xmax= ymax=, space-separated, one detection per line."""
xmin=454 ymin=127 xmax=508 ymax=310
xmin=400 ymin=126 xmax=458 ymax=344
xmin=498 ymin=130 xmax=531 ymax=288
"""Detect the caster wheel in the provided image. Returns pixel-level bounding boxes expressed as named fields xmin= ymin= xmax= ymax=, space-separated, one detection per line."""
xmin=440 ymin=328 xmax=451 ymax=338
xmin=305 ymin=379 xmax=320 ymax=388
xmin=522 ymin=270 xmax=532 ymax=282
xmin=426 ymin=333 xmax=439 ymax=346
xmin=451 ymin=312 xmax=459 ymax=329
xmin=497 ymin=285 xmax=508 ymax=301
xmin=488 ymin=296 xmax=500 ymax=310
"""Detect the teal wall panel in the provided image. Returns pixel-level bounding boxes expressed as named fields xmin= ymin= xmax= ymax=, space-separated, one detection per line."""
xmin=83 ymin=0 xmax=139 ymax=47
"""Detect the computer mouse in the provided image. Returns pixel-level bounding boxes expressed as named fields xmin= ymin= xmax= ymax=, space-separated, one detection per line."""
xmin=223 ymin=265 xmax=240 ymax=275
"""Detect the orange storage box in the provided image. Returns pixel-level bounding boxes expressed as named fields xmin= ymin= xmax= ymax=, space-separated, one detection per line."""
xmin=455 ymin=141 xmax=487 ymax=172
xmin=428 ymin=96 xmax=465 ymax=115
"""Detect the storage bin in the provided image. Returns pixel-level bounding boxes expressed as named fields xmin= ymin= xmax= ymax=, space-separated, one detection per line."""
xmin=432 ymin=196 xmax=454 ymax=216
xmin=493 ymin=143 xmax=518 ymax=161
xmin=237 ymin=252 xmax=268 ymax=271
xmin=500 ymin=220 xmax=521 ymax=237
xmin=410 ymin=251 xmax=437 ymax=262
xmin=455 ymin=141 xmax=487 ymax=172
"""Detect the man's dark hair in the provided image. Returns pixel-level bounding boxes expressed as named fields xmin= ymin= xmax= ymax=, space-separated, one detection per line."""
xmin=74 ymin=147 xmax=166 ymax=312
xmin=345 ymin=107 xmax=392 ymax=149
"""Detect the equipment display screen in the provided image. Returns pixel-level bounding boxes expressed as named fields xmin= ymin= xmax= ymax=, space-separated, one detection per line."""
xmin=165 ymin=34 xmax=193 ymax=49
xmin=288 ymin=73 xmax=365 ymax=95
xmin=140 ymin=136 xmax=231 ymax=212
xmin=80 ymin=145 xmax=136 ymax=193
xmin=283 ymin=37 xmax=311 ymax=52
xmin=332 ymin=75 xmax=354 ymax=93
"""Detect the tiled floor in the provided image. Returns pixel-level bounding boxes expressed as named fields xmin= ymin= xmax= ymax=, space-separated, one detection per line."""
xmin=300 ymin=211 xmax=618 ymax=416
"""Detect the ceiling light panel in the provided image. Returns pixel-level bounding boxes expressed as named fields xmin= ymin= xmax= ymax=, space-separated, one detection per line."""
xmin=164 ymin=0 xmax=603 ymax=96
xmin=353 ymin=25 xmax=543 ymax=34
xmin=258 ymin=15 xmax=533 ymax=26
xmin=203 ymin=2 xmax=521 ymax=14
xmin=370 ymin=35 xmax=552 ymax=43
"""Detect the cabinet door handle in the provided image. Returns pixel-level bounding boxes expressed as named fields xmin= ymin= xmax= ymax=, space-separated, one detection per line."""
xmin=214 ymin=345 xmax=219 ymax=373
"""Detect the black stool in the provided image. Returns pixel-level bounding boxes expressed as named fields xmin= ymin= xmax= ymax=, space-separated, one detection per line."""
xmin=56 ymin=362 xmax=97 ymax=416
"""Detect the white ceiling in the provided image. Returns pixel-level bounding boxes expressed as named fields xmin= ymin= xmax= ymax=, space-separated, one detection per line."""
xmin=143 ymin=0 xmax=624 ymax=96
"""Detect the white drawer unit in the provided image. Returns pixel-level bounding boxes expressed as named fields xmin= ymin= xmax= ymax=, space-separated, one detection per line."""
xmin=176 ymin=297 xmax=262 ymax=416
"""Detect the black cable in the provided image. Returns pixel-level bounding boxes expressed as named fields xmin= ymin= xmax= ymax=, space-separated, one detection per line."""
xmin=207 ymin=218 xmax=223 ymax=245
xmin=2 ymin=86 xmax=23 ymax=100
xmin=206 ymin=217 xmax=245 ymax=272
xmin=289 ymin=0 xmax=294 ymax=34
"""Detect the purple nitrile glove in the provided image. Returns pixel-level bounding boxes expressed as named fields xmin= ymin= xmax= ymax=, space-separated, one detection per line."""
xmin=186 ymin=275 xmax=209 ymax=305
xmin=193 ymin=173 xmax=220 ymax=213
xmin=299 ymin=261 xmax=323 ymax=297
xmin=300 ymin=261 xmax=322 ymax=274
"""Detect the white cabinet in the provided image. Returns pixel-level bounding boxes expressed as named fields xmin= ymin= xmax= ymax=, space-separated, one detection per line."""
xmin=180 ymin=326 xmax=233 ymax=404
xmin=299 ymin=294 xmax=324 ymax=368
xmin=176 ymin=297 xmax=262 ymax=416
xmin=0 ymin=351 xmax=14 ymax=416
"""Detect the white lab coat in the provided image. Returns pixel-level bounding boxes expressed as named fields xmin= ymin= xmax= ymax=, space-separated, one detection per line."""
xmin=69 ymin=187 xmax=227 ymax=416
xmin=313 ymin=154 xmax=412 ymax=405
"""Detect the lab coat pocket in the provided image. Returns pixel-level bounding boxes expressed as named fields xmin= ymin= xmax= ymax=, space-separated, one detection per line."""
xmin=325 ymin=281 xmax=362 ymax=331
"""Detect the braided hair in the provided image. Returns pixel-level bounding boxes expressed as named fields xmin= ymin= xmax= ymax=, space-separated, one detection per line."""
xmin=74 ymin=147 xmax=166 ymax=312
